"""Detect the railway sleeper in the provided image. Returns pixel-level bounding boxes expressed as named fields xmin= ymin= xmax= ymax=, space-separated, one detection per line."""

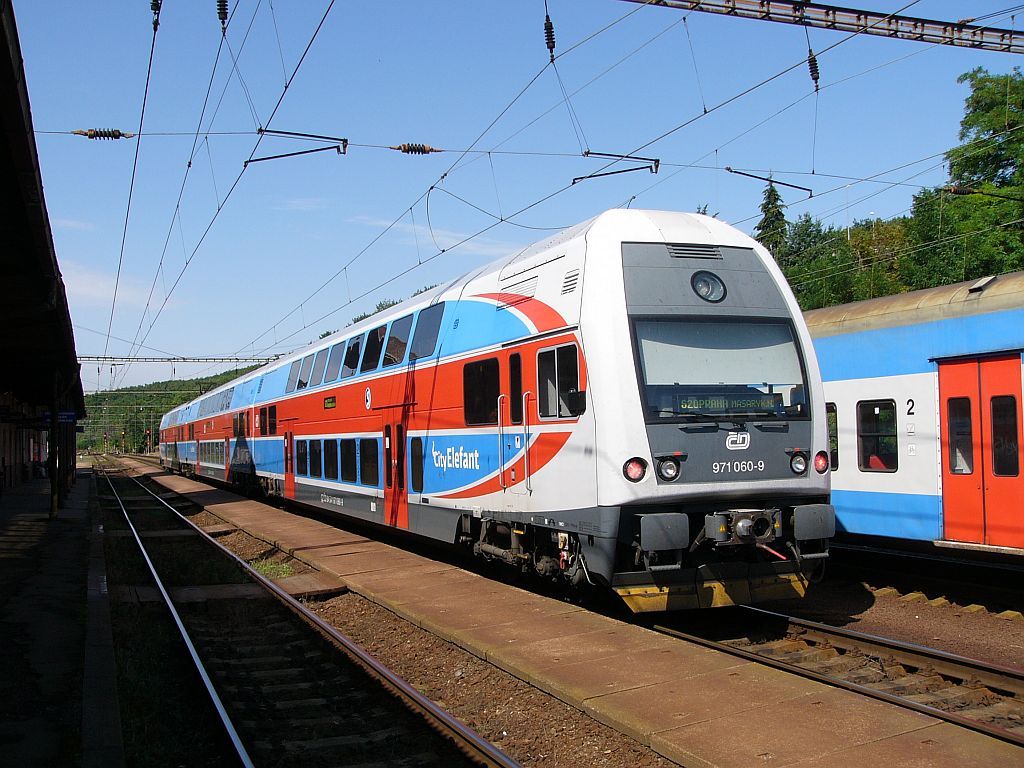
xmin=801 ymin=654 xmax=874 ymax=676
xmin=772 ymin=646 xmax=841 ymax=665
xmin=278 ymin=725 xmax=411 ymax=752
xmin=957 ymin=701 xmax=1024 ymax=731
xmin=906 ymin=685 xmax=1005 ymax=711
xmin=871 ymin=672 xmax=950 ymax=696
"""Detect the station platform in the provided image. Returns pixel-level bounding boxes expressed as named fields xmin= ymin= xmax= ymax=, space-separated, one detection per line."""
xmin=130 ymin=460 xmax=1021 ymax=768
xmin=0 ymin=469 xmax=122 ymax=767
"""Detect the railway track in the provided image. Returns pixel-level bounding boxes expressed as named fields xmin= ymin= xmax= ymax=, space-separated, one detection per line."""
xmin=653 ymin=606 xmax=1024 ymax=747
xmin=96 ymin=459 xmax=518 ymax=768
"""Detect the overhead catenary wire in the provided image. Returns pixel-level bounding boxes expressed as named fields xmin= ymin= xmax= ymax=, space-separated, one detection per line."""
xmin=100 ymin=0 xmax=164 ymax=371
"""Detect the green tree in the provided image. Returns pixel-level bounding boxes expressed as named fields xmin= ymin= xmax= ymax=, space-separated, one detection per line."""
xmin=350 ymin=298 xmax=400 ymax=325
xmin=754 ymin=181 xmax=787 ymax=263
xmin=947 ymin=67 xmax=1024 ymax=185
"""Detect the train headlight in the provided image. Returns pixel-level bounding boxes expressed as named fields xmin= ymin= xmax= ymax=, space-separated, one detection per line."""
xmin=691 ymin=270 xmax=726 ymax=303
xmin=623 ymin=458 xmax=647 ymax=482
xmin=657 ymin=458 xmax=680 ymax=481
xmin=790 ymin=452 xmax=808 ymax=474
xmin=814 ymin=451 xmax=829 ymax=474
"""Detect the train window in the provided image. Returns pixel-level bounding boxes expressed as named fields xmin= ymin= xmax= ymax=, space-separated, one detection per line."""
xmin=268 ymin=406 xmax=277 ymax=435
xmin=383 ymin=314 xmax=414 ymax=367
xmin=384 ymin=425 xmax=393 ymax=488
xmin=296 ymin=440 xmax=308 ymax=476
xmin=538 ymin=344 xmax=583 ymax=419
xmin=411 ymin=437 xmax=423 ymax=493
xmin=260 ymin=407 xmax=268 ymax=436
xmin=947 ymin=398 xmax=974 ymax=475
xmin=463 ymin=359 xmax=500 ymax=425
xmin=825 ymin=403 xmax=839 ymax=470
xmin=341 ymin=336 xmax=363 ymax=379
xmin=410 ymin=303 xmax=445 ymax=360
xmin=324 ymin=342 xmax=345 ymax=382
xmin=324 ymin=439 xmax=339 ymax=480
xmin=992 ymin=396 xmax=1019 ymax=476
xmin=341 ymin=439 xmax=357 ymax=483
xmin=856 ymin=400 xmax=898 ymax=473
xmin=309 ymin=440 xmax=322 ymax=478
xmin=310 ymin=348 xmax=330 ymax=387
xmin=396 ymin=425 xmax=405 ymax=490
xmin=359 ymin=438 xmax=379 ymax=486
xmin=296 ymin=355 xmax=315 ymax=390
xmin=286 ymin=360 xmax=301 ymax=393
xmin=509 ymin=353 xmax=523 ymax=424
xmin=361 ymin=325 xmax=387 ymax=372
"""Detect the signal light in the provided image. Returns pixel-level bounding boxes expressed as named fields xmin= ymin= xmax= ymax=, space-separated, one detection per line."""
xmin=814 ymin=451 xmax=829 ymax=474
xmin=623 ymin=458 xmax=647 ymax=482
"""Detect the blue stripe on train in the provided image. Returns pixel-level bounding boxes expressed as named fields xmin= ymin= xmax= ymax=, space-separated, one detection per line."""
xmin=814 ymin=307 xmax=1024 ymax=381
xmin=832 ymin=489 xmax=941 ymax=541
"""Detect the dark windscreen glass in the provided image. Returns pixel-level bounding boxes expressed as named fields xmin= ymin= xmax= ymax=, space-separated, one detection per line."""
xmin=634 ymin=319 xmax=808 ymax=421
xmin=383 ymin=314 xmax=414 ymax=367
xmin=361 ymin=325 xmax=387 ymax=372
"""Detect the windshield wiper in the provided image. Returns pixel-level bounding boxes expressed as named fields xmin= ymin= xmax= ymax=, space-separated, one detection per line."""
xmin=654 ymin=409 xmax=747 ymax=428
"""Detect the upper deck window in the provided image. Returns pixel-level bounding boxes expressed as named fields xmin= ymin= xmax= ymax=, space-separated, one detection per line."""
xmin=310 ymin=348 xmax=330 ymax=387
xmin=341 ymin=335 xmax=362 ymax=379
xmin=324 ymin=342 xmax=345 ymax=383
xmin=361 ymin=325 xmax=387 ymax=372
xmin=410 ymin=303 xmax=445 ymax=360
xmin=634 ymin=319 xmax=808 ymax=423
xmin=296 ymin=355 xmax=315 ymax=390
xmin=383 ymin=314 xmax=413 ymax=367
xmin=286 ymin=360 xmax=301 ymax=393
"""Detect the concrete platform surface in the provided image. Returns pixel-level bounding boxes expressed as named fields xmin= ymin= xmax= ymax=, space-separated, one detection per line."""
xmin=133 ymin=461 xmax=1020 ymax=768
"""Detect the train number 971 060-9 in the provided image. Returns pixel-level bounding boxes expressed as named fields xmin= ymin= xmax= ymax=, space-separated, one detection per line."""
xmin=712 ymin=460 xmax=765 ymax=474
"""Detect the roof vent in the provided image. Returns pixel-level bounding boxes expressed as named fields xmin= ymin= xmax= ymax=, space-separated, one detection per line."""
xmin=562 ymin=269 xmax=580 ymax=294
xmin=967 ymin=275 xmax=996 ymax=294
xmin=497 ymin=276 xmax=538 ymax=309
xmin=667 ymin=243 xmax=722 ymax=259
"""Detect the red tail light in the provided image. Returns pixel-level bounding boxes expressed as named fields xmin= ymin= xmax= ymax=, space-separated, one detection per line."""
xmin=814 ymin=451 xmax=829 ymax=474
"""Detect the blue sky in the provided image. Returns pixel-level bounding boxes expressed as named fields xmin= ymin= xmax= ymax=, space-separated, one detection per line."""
xmin=14 ymin=1 xmax=1023 ymax=391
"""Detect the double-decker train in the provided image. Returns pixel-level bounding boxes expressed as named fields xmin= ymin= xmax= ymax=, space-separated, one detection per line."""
xmin=161 ymin=209 xmax=835 ymax=612
xmin=806 ymin=272 xmax=1024 ymax=559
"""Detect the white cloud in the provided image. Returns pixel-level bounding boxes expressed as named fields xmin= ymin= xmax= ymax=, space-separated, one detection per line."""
xmin=53 ymin=218 xmax=97 ymax=231
xmin=61 ymin=260 xmax=150 ymax=310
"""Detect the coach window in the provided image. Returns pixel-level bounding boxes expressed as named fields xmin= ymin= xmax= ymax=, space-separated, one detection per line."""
xmin=259 ymin=407 xmax=268 ymax=436
xmin=361 ymin=325 xmax=388 ymax=372
xmin=341 ymin=439 xmax=357 ymax=482
xmin=341 ymin=335 xmax=363 ymax=379
xmin=411 ymin=437 xmax=424 ymax=493
xmin=383 ymin=314 xmax=414 ymax=367
xmin=857 ymin=400 xmax=898 ymax=472
xmin=324 ymin=342 xmax=345 ymax=383
xmin=464 ymin=358 xmax=500 ymax=425
xmin=359 ymin=438 xmax=379 ymax=486
xmin=296 ymin=354 xmax=315 ymax=390
xmin=947 ymin=398 xmax=974 ymax=474
xmin=410 ymin=303 xmax=445 ymax=360
xmin=509 ymin=353 xmax=523 ymax=424
xmin=825 ymin=403 xmax=839 ymax=470
xmin=384 ymin=425 xmax=393 ymax=488
xmin=286 ymin=360 xmax=301 ymax=393
xmin=310 ymin=348 xmax=330 ymax=387
xmin=538 ymin=344 xmax=583 ymax=419
xmin=268 ymin=405 xmax=277 ymax=435
xmin=992 ymin=396 xmax=1020 ymax=476
xmin=324 ymin=439 xmax=339 ymax=480
xmin=309 ymin=440 xmax=322 ymax=479
xmin=296 ymin=440 xmax=308 ymax=476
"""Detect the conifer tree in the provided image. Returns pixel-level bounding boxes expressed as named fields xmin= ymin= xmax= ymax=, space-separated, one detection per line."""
xmin=754 ymin=181 xmax=788 ymax=263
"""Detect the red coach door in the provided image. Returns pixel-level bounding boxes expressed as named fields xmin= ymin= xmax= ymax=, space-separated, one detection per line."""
xmin=383 ymin=410 xmax=409 ymax=529
xmin=940 ymin=355 xmax=1024 ymax=548
xmin=283 ymin=430 xmax=295 ymax=499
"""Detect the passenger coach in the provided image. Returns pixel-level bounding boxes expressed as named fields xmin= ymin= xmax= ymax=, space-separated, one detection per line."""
xmin=806 ymin=272 xmax=1024 ymax=556
xmin=162 ymin=209 xmax=835 ymax=612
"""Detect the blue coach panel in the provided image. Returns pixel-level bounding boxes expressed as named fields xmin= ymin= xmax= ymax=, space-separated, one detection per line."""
xmin=254 ymin=364 xmax=293 ymax=404
xmin=251 ymin=437 xmax=285 ymax=475
xmin=439 ymin=299 xmax=531 ymax=358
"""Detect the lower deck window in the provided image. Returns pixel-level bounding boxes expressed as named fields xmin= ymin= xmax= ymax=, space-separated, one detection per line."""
xmin=463 ymin=358 xmax=500 ymax=425
xmin=296 ymin=440 xmax=308 ymax=476
xmin=359 ymin=439 xmax=379 ymax=486
xmin=341 ymin=439 xmax=357 ymax=482
xmin=825 ymin=403 xmax=839 ymax=470
xmin=992 ymin=396 xmax=1020 ymax=476
xmin=309 ymin=440 xmax=322 ymax=479
xmin=324 ymin=439 xmax=339 ymax=480
xmin=947 ymin=397 xmax=974 ymax=475
xmin=857 ymin=400 xmax=898 ymax=472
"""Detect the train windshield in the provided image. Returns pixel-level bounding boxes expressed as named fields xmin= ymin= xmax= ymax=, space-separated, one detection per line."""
xmin=634 ymin=319 xmax=809 ymax=421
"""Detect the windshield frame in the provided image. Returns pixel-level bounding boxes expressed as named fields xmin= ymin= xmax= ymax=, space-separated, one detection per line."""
xmin=628 ymin=315 xmax=812 ymax=425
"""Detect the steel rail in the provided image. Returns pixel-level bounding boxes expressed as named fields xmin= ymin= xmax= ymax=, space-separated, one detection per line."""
xmin=652 ymin=607 xmax=1024 ymax=748
xmin=97 ymin=464 xmax=256 ymax=768
xmin=121 ymin=459 xmax=519 ymax=768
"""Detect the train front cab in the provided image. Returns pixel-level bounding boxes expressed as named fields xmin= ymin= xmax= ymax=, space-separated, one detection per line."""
xmin=938 ymin=353 xmax=1024 ymax=550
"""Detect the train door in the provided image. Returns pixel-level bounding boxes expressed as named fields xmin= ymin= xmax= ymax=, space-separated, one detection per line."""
xmin=383 ymin=408 xmax=409 ymax=528
xmin=283 ymin=430 xmax=295 ymax=498
xmin=500 ymin=352 xmax=530 ymax=493
xmin=939 ymin=355 xmax=1024 ymax=548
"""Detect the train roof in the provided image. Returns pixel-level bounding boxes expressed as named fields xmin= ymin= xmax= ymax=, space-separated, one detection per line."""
xmin=803 ymin=270 xmax=1024 ymax=338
